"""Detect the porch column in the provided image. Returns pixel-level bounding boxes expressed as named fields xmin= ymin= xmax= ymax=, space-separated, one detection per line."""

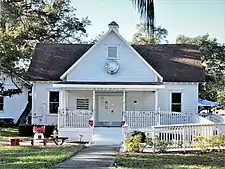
xmin=123 ymin=90 xmax=126 ymax=112
xmin=59 ymin=89 xmax=63 ymax=109
xmin=58 ymin=89 xmax=64 ymax=129
xmin=155 ymin=90 xmax=158 ymax=112
xmin=92 ymin=90 xmax=96 ymax=123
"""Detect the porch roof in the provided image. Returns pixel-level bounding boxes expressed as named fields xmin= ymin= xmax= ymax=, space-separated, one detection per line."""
xmin=53 ymin=81 xmax=165 ymax=91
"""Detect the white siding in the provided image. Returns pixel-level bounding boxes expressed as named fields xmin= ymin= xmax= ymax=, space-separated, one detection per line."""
xmin=32 ymin=83 xmax=59 ymax=125
xmin=126 ymin=91 xmax=155 ymax=111
xmin=68 ymin=90 xmax=93 ymax=110
xmin=0 ymin=76 xmax=28 ymax=123
xmin=67 ymin=31 xmax=158 ymax=82
xmin=158 ymin=83 xmax=198 ymax=114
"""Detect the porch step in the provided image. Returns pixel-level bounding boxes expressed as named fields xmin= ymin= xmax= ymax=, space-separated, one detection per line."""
xmin=91 ymin=127 xmax=123 ymax=145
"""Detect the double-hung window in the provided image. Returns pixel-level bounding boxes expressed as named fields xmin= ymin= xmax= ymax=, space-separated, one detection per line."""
xmin=171 ymin=93 xmax=182 ymax=112
xmin=49 ymin=91 xmax=59 ymax=114
xmin=107 ymin=46 xmax=118 ymax=59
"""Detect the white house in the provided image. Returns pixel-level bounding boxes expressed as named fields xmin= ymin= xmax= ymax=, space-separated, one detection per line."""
xmin=26 ymin=21 xmax=208 ymax=143
xmin=0 ymin=75 xmax=30 ymax=124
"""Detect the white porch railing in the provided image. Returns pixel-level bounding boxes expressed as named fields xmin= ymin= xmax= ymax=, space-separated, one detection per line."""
xmin=150 ymin=123 xmax=225 ymax=150
xmin=200 ymin=113 xmax=224 ymax=123
xmin=58 ymin=109 xmax=93 ymax=128
xmin=122 ymin=111 xmax=196 ymax=129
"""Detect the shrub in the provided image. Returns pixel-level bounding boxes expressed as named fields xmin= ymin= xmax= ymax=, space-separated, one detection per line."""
xmin=154 ymin=138 xmax=171 ymax=153
xmin=209 ymin=134 xmax=225 ymax=152
xmin=194 ymin=136 xmax=210 ymax=153
xmin=0 ymin=118 xmax=14 ymax=127
xmin=18 ymin=125 xmax=56 ymax=137
xmin=125 ymin=134 xmax=142 ymax=152
xmin=131 ymin=130 xmax=146 ymax=143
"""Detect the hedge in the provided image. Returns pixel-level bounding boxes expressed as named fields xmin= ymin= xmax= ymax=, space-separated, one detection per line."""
xmin=0 ymin=118 xmax=14 ymax=127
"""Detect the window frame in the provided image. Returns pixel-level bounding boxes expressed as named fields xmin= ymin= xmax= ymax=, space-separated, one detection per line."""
xmin=170 ymin=92 xmax=182 ymax=112
xmin=48 ymin=91 xmax=59 ymax=114
xmin=0 ymin=96 xmax=4 ymax=112
xmin=107 ymin=45 xmax=118 ymax=59
xmin=76 ymin=98 xmax=89 ymax=110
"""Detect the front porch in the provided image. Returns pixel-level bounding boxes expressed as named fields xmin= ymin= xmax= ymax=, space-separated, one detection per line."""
xmin=53 ymin=82 xmax=204 ymax=143
xmin=54 ymin=82 xmax=166 ymax=142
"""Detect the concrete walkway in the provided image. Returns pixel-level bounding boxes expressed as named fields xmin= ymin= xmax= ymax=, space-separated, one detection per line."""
xmin=53 ymin=144 xmax=119 ymax=169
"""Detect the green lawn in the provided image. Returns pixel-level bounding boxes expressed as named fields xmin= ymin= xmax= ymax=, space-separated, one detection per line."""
xmin=0 ymin=127 xmax=19 ymax=139
xmin=112 ymin=153 xmax=225 ymax=169
xmin=0 ymin=145 xmax=83 ymax=169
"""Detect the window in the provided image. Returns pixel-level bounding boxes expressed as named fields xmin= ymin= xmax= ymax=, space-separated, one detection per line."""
xmin=76 ymin=99 xmax=89 ymax=110
xmin=171 ymin=93 xmax=181 ymax=112
xmin=49 ymin=91 xmax=59 ymax=114
xmin=0 ymin=96 xmax=3 ymax=111
xmin=107 ymin=46 xmax=118 ymax=59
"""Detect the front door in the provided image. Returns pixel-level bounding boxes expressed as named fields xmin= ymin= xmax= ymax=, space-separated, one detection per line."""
xmin=97 ymin=95 xmax=122 ymax=126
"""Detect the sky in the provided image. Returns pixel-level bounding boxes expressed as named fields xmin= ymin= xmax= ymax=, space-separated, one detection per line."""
xmin=71 ymin=0 xmax=225 ymax=43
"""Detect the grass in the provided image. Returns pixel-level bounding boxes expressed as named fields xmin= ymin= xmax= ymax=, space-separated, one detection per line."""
xmin=0 ymin=127 xmax=19 ymax=139
xmin=0 ymin=145 xmax=83 ymax=169
xmin=112 ymin=153 xmax=225 ymax=169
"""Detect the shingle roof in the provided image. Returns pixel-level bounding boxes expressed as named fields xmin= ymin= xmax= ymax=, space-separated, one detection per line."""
xmin=26 ymin=43 xmax=204 ymax=82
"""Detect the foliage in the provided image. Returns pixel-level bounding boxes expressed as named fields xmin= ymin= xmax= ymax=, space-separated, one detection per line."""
xmin=194 ymin=136 xmax=210 ymax=153
xmin=0 ymin=118 xmax=14 ymax=127
xmin=176 ymin=34 xmax=225 ymax=102
xmin=154 ymin=137 xmax=171 ymax=153
xmin=0 ymin=145 xmax=83 ymax=169
xmin=132 ymin=24 xmax=168 ymax=45
xmin=0 ymin=126 xmax=18 ymax=139
xmin=217 ymin=92 xmax=225 ymax=108
xmin=113 ymin=153 xmax=225 ymax=169
xmin=125 ymin=134 xmax=142 ymax=152
xmin=0 ymin=0 xmax=90 ymax=96
xmin=209 ymin=134 xmax=225 ymax=152
xmin=132 ymin=0 xmax=155 ymax=36
xmin=131 ymin=130 xmax=146 ymax=143
xmin=88 ymin=31 xmax=105 ymax=44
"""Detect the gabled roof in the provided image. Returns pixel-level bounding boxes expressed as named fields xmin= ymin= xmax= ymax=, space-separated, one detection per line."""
xmin=25 ymin=43 xmax=204 ymax=82
xmin=60 ymin=28 xmax=163 ymax=80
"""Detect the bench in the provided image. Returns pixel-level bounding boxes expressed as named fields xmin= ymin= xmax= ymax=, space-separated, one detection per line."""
xmin=49 ymin=137 xmax=69 ymax=145
xmin=28 ymin=138 xmax=49 ymax=146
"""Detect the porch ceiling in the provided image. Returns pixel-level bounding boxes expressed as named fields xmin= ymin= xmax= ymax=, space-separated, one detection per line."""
xmin=53 ymin=81 xmax=165 ymax=91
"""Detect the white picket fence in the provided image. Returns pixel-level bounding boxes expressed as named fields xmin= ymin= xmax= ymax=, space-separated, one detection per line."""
xmin=122 ymin=123 xmax=225 ymax=152
xmin=152 ymin=123 xmax=225 ymax=144
xmin=58 ymin=109 xmax=93 ymax=128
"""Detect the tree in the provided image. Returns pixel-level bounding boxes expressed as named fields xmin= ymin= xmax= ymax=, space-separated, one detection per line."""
xmin=88 ymin=31 xmax=105 ymax=44
xmin=132 ymin=24 xmax=168 ymax=45
xmin=176 ymin=35 xmax=225 ymax=102
xmin=0 ymin=0 xmax=90 ymax=96
xmin=132 ymin=0 xmax=155 ymax=36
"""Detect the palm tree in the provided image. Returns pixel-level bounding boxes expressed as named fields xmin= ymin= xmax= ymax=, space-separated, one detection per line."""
xmin=132 ymin=0 xmax=155 ymax=36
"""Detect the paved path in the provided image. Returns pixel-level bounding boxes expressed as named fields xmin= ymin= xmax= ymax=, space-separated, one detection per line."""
xmin=53 ymin=144 xmax=119 ymax=169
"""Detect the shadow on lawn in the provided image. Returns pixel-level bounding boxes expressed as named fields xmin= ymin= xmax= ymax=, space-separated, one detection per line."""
xmin=115 ymin=153 xmax=225 ymax=169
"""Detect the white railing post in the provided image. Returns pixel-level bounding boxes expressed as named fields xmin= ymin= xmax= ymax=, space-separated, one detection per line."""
xmin=92 ymin=90 xmax=96 ymax=127
xmin=58 ymin=107 xmax=60 ymax=129
xmin=152 ymin=126 xmax=156 ymax=153
xmin=122 ymin=123 xmax=129 ymax=152
xmin=157 ymin=108 xmax=161 ymax=125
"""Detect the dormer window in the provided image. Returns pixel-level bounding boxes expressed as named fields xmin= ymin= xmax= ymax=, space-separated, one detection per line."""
xmin=107 ymin=46 xmax=118 ymax=59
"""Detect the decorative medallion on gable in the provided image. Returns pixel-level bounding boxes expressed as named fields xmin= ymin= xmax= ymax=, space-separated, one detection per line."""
xmin=105 ymin=60 xmax=119 ymax=74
